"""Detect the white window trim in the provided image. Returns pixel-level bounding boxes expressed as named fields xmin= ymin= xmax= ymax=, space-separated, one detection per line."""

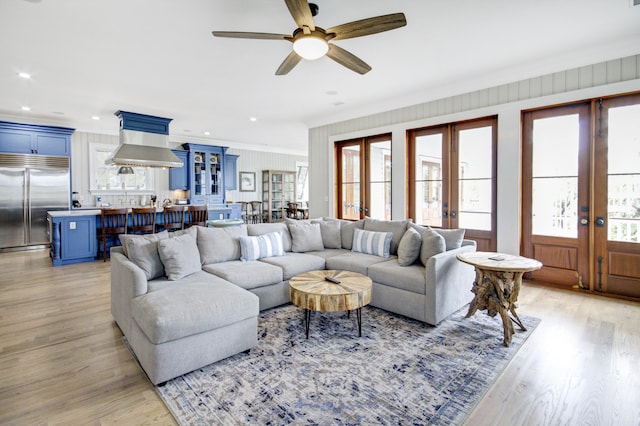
xmin=89 ymin=142 xmax=156 ymax=194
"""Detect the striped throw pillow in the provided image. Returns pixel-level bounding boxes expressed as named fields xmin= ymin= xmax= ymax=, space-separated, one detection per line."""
xmin=351 ymin=228 xmax=392 ymax=258
xmin=239 ymin=231 xmax=285 ymax=261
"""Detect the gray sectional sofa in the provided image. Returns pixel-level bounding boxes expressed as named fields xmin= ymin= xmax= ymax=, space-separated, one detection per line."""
xmin=110 ymin=217 xmax=476 ymax=384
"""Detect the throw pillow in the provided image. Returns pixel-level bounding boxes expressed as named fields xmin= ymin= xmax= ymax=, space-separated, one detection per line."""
xmin=397 ymin=227 xmax=422 ymax=266
xmin=409 ymin=223 xmax=446 ymax=266
xmin=119 ymin=231 xmax=169 ymax=280
xmin=364 ymin=217 xmax=412 ymax=256
xmin=351 ymin=228 xmax=392 ymax=258
xmin=247 ymin=222 xmax=292 ymax=252
xmin=287 ymin=222 xmax=324 ymax=252
xmin=157 ymin=233 xmax=202 ymax=281
xmin=333 ymin=218 xmax=364 ymax=250
xmin=239 ymin=231 xmax=285 ymax=261
xmin=434 ymin=228 xmax=466 ymax=250
xmin=197 ymin=225 xmax=247 ymax=264
xmin=310 ymin=219 xmax=342 ymax=249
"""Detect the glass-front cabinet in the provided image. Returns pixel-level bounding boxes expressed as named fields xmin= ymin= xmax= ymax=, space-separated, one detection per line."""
xmin=183 ymin=143 xmax=227 ymax=205
xmin=262 ymin=170 xmax=296 ymax=222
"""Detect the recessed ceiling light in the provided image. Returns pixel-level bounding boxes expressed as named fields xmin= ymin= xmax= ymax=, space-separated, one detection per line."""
xmin=325 ymin=90 xmax=339 ymax=96
xmin=204 ymin=131 xmax=210 ymax=136
xmin=18 ymin=72 xmax=31 ymax=79
xmin=332 ymin=101 xmax=345 ymax=107
xmin=249 ymin=117 xmax=257 ymax=122
xmin=91 ymin=116 xmax=100 ymax=120
xmin=21 ymin=106 xmax=31 ymax=111
xmin=53 ymin=111 xmax=65 ymax=115
xmin=184 ymin=130 xmax=192 ymax=133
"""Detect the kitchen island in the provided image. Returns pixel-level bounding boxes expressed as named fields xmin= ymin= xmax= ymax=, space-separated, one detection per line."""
xmin=47 ymin=204 xmax=242 ymax=266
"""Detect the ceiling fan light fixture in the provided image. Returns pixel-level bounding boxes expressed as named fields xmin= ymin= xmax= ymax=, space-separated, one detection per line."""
xmin=293 ymin=35 xmax=328 ymax=60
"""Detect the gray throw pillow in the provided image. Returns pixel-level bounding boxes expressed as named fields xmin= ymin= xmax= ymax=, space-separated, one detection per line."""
xmin=157 ymin=233 xmax=202 ymax=281
xmin=311 ymin=219 xmax=342 ymax=249
xmin=434 ymin=228 xmax=466 ymax=250
xmin=119 ymin=231 xmax=169 ymax=280
xmin=335 ymin=218 xmax=364 ymax=250
xmin=397 ymin=227 xmax=422 ymax=266
xmin=197 ymin=225 xmax=247 ymax=264
xmin=409 ymin=223 xmax=446 ymax=266
xmin=287 ymin=222 xmax=325 ymax=252
xmin=364 ymin=217 xmax=412 ymax=255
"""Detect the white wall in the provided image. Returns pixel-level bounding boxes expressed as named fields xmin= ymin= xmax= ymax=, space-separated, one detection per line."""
xmin=308 ymin=54 xmax=640 ymax=255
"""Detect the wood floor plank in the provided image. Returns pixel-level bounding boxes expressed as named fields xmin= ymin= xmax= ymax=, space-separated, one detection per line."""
xmin=1 ymin=249 xmax=638 ymax=425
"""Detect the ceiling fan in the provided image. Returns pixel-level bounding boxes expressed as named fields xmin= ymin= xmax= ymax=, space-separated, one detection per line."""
xmin=211 ymin=0 xmax=407 ymax=75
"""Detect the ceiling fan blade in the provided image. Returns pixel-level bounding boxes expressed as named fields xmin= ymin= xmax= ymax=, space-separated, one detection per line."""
xmin=212 ymin=31 xmax=291 ymax=41
xmin=275 ymin=51 xmax=303 ymax=75
xmin=327 ymin=13 xmax=407 ymax=41
xmin=326 ymin=44 xmax=371 ymax=75
xmin=284 ymin=0 xmax=315 ymax=31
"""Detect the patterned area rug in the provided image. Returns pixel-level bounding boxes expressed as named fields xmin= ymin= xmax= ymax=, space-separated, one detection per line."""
xmin=155 ymin=304 xmax=539 ymax=425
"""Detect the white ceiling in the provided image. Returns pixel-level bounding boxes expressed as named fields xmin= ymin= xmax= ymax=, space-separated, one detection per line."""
xmin=1 ymin=0 xmax=639 ymax=155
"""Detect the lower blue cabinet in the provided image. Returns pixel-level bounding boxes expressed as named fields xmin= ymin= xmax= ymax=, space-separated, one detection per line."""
xmin=50 ymin=215 xmax=97 ymax=266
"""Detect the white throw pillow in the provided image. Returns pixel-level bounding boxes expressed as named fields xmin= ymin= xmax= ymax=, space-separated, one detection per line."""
xmin=351 ymin=228 xmax=392 ymax=258
xmin=239 ymin=231 xmax=285 ymax=261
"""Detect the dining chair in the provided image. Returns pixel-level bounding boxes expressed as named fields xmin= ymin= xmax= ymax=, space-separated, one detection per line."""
xmin=250 ymin=201 xmax=264 ymax=223
xmin=185 ymin=205 xmax=208 ymax=228
xmin=131 ymin=207 xmax=157 ymax=235
xmin=98 ymin=208 xmax=128 ymax=261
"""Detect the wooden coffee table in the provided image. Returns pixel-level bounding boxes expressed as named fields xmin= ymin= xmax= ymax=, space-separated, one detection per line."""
xmin=457 ymin=252 xmax=542 ymax=347
xmin=289 ymin=270 xmax=372 ymax=339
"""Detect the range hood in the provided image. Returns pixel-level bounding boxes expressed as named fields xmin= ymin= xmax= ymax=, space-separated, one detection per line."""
xmin=105 ymin=111 xmax=183 ymax=168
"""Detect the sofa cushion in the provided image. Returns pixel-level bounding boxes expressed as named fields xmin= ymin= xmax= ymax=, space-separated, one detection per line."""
xmin=247 ymin=222 xmax=292 ymax=252
xmin=119 ymin=231 xmax=169 ymax=280
xmin=364 ymin=217 xmax=411 ymax=255
xmin=197 ymin=224 xmax=247 ymax=264
xmin=203 ymin=260 xmax=283 ymax=290
xmin=324 ymin=218 xmax=364 ymax=250
xmin=397 ymin=227 xmax=422 ymax=266
xmin=409 ymin=223 xmax=446 ymax=266
xmin=352 ymin=228 xmax=392 ymax=258
xmin=311 ymin=219 xmax=342 ymax=249
xmin=434 ymin=228 xmax=466 ymax=250
xmin=157 ymin=233 xmax=201 ymax=281
xmin=305 ymin=248 xmax=350 ymax=261
xmin=260 ymin=252 xmax=326 ymax=280
xmin=287 ymin=221 xmax=324 ymax=252
xmin=239 ymin=232 xmax=285 ymax=261
xmin=325 ymin=251 xmax=393 ymax=275
xmin=131 ymin=279 xmax=259 ymax=344
xmin=368 ymin=259 xmax=427 ymax=295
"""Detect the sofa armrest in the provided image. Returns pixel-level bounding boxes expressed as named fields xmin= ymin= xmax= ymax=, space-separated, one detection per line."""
xmin=110 ymin=247 xmax=149 ymax=338
xmin=423 ymin=240 xmax=477 ymax=325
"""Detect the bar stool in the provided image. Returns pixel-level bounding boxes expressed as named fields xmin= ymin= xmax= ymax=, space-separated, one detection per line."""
xmin=239 ymin=202 xmax=251 ymax=224
xmin=131 ymin=207 xmax=157 ymax=235
xmin=185 ymin=205 xmax=208 ymax=228
xmin=158 ymin=205 xmax=185 ymax=232
xmin=250 ymin=201 xmax=263 ymax=224
xmin=98 ymin=208 xmax=128 ymax=261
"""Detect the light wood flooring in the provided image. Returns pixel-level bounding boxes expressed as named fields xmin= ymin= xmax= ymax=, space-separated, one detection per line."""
xmin=0 ymin=249 xmax=638 ymax=425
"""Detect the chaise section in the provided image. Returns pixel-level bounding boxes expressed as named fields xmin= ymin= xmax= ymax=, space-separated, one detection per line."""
xmin=325 ymin=251 xmax=394 ymax=275
xmin=202 ymin=260 xmax=283 ymax=290
xmin=259 ymin=252 xmax=325 ymax=280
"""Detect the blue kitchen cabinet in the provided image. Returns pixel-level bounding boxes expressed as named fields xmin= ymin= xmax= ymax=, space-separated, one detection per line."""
xmin=0 ymin=121 xmax=73 ymax=156
xmin=49 ymin=214 xmax=97 ymax=266
xmin=169 ymin=149 xmax=189 ymax=190
xmin=224 ymin=154 xmax=239 ymax=190
xmin=183 ymin=143 xmax=227 ymax=205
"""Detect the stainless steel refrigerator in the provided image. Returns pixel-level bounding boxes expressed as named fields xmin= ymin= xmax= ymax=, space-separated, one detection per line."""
xmin=0 ymin=153 xmax=70 ymax=250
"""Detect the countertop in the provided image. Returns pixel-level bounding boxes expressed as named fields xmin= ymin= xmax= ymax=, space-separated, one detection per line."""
xmin=48 ymin=204 xmax=238 ymax=217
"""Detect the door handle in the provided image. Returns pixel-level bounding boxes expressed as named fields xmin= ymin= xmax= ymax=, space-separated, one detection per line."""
xmin=595 ymin=217 xmax=605 ymax=227
xmin=580 ymin=217 xmax=589 ymax=226
xmin=450 ymin=210 xmax=457 ymax=219
xmin=443 ymin=210 xmax=448 ymax=218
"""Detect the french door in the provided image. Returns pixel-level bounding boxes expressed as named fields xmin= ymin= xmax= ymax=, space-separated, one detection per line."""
xmin=522 ymin=93 xmax=640 ymax=298
xmin=407 ymin=116 xmax=497 ymax=251
xmin=336 ymin=134 xmax=392 ymax=220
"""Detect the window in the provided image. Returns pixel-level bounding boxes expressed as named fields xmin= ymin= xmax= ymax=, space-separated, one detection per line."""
xmin=89 ymin=143 xmax=154 ymax=192
xmin=336 ymin=134 xmax=392 ymax=220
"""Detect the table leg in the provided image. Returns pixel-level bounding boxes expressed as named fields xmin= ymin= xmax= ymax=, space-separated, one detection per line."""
xmin=356 ymin=308 xmax=362 ymax=337
xmin=304 ymin=308 xmax=311 ymax=339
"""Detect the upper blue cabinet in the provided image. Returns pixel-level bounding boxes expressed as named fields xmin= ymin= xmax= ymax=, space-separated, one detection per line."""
xmin=169 ymin=149 xmax=189 ymax=190
xmin=183 ymin=143 xmax=227 ymax=205
xmin=0 ymin=121 xmax=74 ymax=156
xmin=115 ymin=110 xmax=171 ymax=135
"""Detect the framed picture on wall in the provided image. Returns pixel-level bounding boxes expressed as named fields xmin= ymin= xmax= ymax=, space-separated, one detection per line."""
xmin=239 ymin=171 xmax=256 ymax=192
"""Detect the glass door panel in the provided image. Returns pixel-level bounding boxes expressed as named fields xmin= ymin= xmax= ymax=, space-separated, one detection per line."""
xmin=607 ymin=103 xmax=640 ymax=243
xmin=458 ymin=126 xmax=493 ymax=231
xmin=414 ymin=133 xmax=443 ymax=227
xmin=531 ymin=114 xmax=580 ymax=238
xmin=340 ymin=145 xmax=361 ymax=220
xmin=367 ymin=140 xmax=391 ymax=220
